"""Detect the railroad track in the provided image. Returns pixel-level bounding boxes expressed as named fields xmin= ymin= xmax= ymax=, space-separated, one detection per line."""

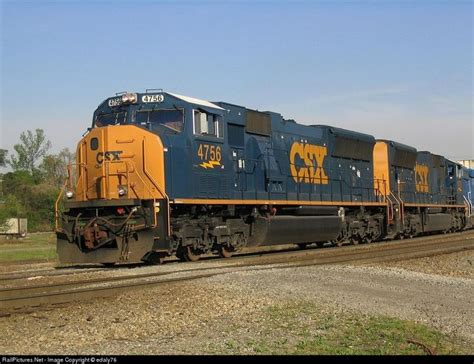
xmin=0 ymin=267 xmax=109 ymax=282
xmin=0 ymin=232 xmax=472 ymax=313
xmin=2 ymin=229 xmax=473 ymax=283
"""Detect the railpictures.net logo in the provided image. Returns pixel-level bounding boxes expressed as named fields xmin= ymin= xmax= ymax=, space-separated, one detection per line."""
xmin=1 ymin=358 xmax=117 ymax=364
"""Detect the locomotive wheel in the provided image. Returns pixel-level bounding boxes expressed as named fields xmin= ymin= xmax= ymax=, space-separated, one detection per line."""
xmin=101 ymin=262 xmax=116 ymax=267
xmin=178 ymin=246 xmax=201 ymax=262
xmin=218 ymin=245 xmax=234 ymax=258
xmin=363 ymin=236 xmax=373 ymax=244
xmin=144 ymin=252 xmax=167 ymax=265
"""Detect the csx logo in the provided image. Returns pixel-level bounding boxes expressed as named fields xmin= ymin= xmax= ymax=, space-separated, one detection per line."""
xmin=415 ymin=164 xmax=429 ymax=192
xmin=289 ymin=142 xmax=328 ymax=184
xmin=96 ymin=150 xmax=123 ymax=164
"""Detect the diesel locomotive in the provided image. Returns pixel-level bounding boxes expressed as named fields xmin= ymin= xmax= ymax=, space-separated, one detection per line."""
xmin=55 ymin=90 xmax=474 ymax=265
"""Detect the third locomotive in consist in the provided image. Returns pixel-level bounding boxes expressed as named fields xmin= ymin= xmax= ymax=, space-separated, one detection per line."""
xmin=56 ymin=91 xmax=474 ymax=264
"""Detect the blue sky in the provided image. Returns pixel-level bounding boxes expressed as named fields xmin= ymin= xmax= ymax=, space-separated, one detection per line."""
xmin=1 ymin=0 xmax=472 ymax=161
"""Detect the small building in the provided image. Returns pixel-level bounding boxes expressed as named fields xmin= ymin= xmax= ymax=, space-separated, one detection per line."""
xmin=0 ymin=218 xmax=28 ymax=238
xmin=458 ymin=159 xmax=474 ymax=169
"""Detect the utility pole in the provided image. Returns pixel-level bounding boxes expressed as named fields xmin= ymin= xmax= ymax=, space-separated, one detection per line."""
xmin=0 ymin=149 xmax=7 ymax=203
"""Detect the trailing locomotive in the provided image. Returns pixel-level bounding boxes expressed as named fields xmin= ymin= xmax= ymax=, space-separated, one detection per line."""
xmin=55 ymin=91 xmax=474 ymax=265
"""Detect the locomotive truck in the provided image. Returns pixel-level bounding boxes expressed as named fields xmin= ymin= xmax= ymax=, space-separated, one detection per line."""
xmin=55 ymin=91 xmax=474 ymax=265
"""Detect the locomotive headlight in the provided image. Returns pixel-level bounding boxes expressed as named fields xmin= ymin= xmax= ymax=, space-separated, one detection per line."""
xmin=121 ymin=93 xmax=137 ymax=104
xmin=66 ymin=191 xmax=74 ymax=199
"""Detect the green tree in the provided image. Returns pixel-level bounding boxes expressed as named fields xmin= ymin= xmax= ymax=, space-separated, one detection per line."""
xmin=8 ymin=129 xmax=51 ymax=173
xmin=40 ymin=148 xmax=75 ymax=188
xmin=1 ymin=130 xmax=67 ymax=232
xmin=0 ymin=195 xmax=26 ymax=229
xmin=1 ymin=172 xmax=59 ymax=231
xmin=0 ymin=149 xmax=7 ymax=167
xmin=23 ymin=183 xmax=59 ymax=231
xmin=1 ymin=170 xmax=35 ymax=196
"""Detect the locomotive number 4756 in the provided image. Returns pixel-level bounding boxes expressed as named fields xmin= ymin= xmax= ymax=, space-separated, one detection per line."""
xmin=197 ymin=143 xmax=222 ymax=169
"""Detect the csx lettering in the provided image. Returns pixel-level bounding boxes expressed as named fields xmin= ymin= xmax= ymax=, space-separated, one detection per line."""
xmin=290 ymin=142 xmax=328 ymax=184
xmin=96 ymin=151 xmax=123 ymax=164
xmin=415 ymin=164 xmax=429 ymax=192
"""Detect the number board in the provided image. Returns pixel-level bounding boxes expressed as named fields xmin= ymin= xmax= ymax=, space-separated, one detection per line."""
xmin=142 ymin=94 xmax=165 ymax=103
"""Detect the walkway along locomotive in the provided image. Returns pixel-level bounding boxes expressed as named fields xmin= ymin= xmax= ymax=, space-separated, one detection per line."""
xmin=55 ymin=91 xmax=474 ymax=264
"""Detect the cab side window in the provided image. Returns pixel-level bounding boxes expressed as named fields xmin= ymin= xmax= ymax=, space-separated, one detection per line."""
xmin=194 ymin=110 xmax=222 ymax=138
xmin=448 ymin=165 xmax=455 ymax=178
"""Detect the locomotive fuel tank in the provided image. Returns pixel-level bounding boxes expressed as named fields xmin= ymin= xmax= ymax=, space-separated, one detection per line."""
xmin=249 ymin=215 xmax=342 ymax=246
xmin=422 ymin=213 xmax=453 ymax=233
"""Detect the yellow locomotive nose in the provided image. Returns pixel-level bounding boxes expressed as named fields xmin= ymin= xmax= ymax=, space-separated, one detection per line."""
xmin=56 ymin=124 xmax=170 ymax=265
xmin=74 ymin=125 xmax=166 ymax=201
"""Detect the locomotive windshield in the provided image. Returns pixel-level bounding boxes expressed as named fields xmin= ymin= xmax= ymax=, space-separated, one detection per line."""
xmin=136 ymin=109 xmax=184 ymax=133
xmin=94 ymin=111 xmax=127 ymax=127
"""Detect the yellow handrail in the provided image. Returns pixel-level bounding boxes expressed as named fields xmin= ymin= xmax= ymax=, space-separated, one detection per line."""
xmin=54 ymin=178 xmax=69 ymax=231
xmin=101 ymin=158 xmax=163 ymax=228
xmin=102 ymin=159 xmax=131 ymax=199
xmin=142 ymin=139 xmax=170 ymax=236
xmin=54 ymin=161 xmax=86 ymax=231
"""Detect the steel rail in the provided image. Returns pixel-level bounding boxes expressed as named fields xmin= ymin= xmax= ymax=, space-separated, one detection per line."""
xmin=0 ymin=267 xmax=109 ymax=283
xmin=1 ymin=230 xmax=473 ymax=283
xmin=2 ymin=229 xmax=473 ymax=283
xmin=1 ymin=237 xmax=472 ymax=311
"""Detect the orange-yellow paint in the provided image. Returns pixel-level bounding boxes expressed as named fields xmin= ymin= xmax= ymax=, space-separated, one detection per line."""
xmin=404 ymin=203 xmax=465 ymax=208
xmin=415 ymin=163 xmax=429 ymax=193
xmin=74 ymin=125 xmax=166 ymax=201
xmin=172 ymin=198 xmax=386 ymax=207
xmin=172 ymin=199 xmax=465 ymax=209
xmin=289 ymin=142 xmax=328 ymax=185
xmin=373 ymin=141 xmax=390 ymax=197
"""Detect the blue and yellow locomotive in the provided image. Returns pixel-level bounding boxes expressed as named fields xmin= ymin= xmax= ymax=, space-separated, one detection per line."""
xmin=56 ymin=91 xmax=474 ymax=264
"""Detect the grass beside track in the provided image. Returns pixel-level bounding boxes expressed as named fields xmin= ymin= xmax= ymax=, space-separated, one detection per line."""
xmin=0 ymin=232 xmax=56 ymax=263
xmin=210 ymin=302 xmax=471 ymax=355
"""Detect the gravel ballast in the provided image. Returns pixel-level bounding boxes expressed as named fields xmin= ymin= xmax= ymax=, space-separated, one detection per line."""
xmin=1 ymin=252 xmax=472 ymax=354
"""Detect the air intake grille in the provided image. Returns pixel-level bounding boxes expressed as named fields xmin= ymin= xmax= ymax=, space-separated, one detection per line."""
xmin=246 ymin=110 xmax=271 ymax=136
